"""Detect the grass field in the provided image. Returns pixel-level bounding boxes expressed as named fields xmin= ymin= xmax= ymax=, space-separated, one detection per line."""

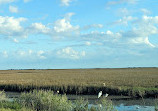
xmin=0 ymin=68 xmax=158 ymax=97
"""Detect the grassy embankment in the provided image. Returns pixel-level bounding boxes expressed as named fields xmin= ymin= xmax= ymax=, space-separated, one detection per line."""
xmin=0 ymin=68 xmax=158 ymax=97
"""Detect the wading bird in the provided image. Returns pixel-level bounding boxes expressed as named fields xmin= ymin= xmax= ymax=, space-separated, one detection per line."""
xmin=105 ymin=93 xmax=109 ymax=98
xmin=98 ymin=91 xmax=102 ymax=98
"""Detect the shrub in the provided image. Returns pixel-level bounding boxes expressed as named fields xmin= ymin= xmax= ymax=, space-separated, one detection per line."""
xmin=96 ymin=97 xmax=117 ymax=111
xmin=18 ymin=90 xmax=72 ymax=111
xmin=73 ymin=97 xmax=89 ymax=111
xmin=0 ymin=91 xmax=7 ymax=101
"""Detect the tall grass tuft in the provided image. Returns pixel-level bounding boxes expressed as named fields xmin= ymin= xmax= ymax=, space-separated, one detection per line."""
xmin=0 ymin=91 xmax=7 ymax=101
xmin=18 ymin=90 xmax=72 ymax=111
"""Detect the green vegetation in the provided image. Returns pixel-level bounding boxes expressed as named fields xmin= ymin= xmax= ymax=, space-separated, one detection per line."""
xmin=0 ymin=68 xmax=158 ymax=97
xmin=0 ymin=90 xmax=117 ymax=111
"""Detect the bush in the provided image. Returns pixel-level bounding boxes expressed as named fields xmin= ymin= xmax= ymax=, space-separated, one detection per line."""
xmin=73 ymin=97 xmax=89 ymax=111
xmin=18 ymin=90 xmax=72 ymax=111
xmin=0 ymin=101 xmax=22 ymax=110
xmin=0 ymin=91 xmax=7 ymax=101
xmin=96 ymin=97 xmax=117 ymax=111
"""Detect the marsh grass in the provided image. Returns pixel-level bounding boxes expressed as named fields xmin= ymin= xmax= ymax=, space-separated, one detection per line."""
xmin=0 ymin=68 xmax=158 ymax=97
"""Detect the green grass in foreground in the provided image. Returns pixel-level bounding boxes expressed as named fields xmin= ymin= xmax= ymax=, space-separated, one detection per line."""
xmin=0 ymin=90 xmax=117 ymax=111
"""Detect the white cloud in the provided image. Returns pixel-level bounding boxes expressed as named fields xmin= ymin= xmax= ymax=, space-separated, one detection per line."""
xmin=129 ymin=37 xmax=155 ymax=48
xmin=117 ymin=8 xmax=129 ymax=16
xmin=106 ymin=0 xmax=137 ymax=8
xmin=54 ymin=19 xmax=73 ymax=32
xmin=54 ymin=13 xmax=79 ymax=33
xmin=106 ymin=30 xmax=113 ymax=35
xmin=57 ymin=47 xmax=86 ymax=59
xmin=60 ymin=0 xmax=73 ymax=6
xmin=141 ymin=9 xmax=151 ymax=15
xmin=121 ymin=15 xmax=158 ymax=48
xmin=9 ymin=6 xmax=18 ymax=13
xmin=37 ymin=50 xmax=46 ymax=59
xmin=30 ymin=23 xmax=50 ymax=34
xmin=14 ymin=50 xmax=47 ymax=60
xmin=0 ymin=16 xmax=27 ymax=38
xmin=0 ymin=13 xmax=79 ymax=41
xmin=142 ymin=15 xmax=158 ymax=24
xmin=13 ymin=38 xmax=19 ymax=43
xmin=111 ymin=16 xmax=137 ymax=25
xmin=23 ymin=0 xmax=31 ymax=3
xmin=82 ymin=24 xmax=103 ymax=30
xmin=0 ymin=0 xmax=15 ymax=4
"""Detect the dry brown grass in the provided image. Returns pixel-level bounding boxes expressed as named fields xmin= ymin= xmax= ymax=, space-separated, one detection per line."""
xmin=0 ymin=68 xmax=157 ymax=87
xmin=0 ymin=68 xmax=157 ymax=96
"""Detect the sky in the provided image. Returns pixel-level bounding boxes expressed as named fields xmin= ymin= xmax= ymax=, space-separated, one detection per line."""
xmin=0 ymin=0 xmax=158 ymax=69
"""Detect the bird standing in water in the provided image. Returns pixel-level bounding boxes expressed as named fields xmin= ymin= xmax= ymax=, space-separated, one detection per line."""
xmin=98 ymin=91 xmax=102 ymax=98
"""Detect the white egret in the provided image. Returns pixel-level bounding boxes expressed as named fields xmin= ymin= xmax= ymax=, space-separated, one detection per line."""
xmin=98 ymin=91 xmax=102 ymax=98
xmin=105 ymin=93 xmax=109 ymax=98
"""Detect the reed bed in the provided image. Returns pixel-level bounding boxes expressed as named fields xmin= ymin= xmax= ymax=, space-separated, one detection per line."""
xmin=0 ymin=68 xmax=158 ymax=97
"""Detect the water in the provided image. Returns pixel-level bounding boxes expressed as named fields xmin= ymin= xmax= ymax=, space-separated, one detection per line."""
xmin=5 ymin=92 xmax=157 ymax=111
xmin=113 ymin=99 xmax=156 ymax=111
xmin=67 ymin=95 xmax=157 ymax=111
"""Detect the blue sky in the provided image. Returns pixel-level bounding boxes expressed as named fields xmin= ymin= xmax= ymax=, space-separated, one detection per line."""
xmin=0 ymin=0 xmax=158 ymax=69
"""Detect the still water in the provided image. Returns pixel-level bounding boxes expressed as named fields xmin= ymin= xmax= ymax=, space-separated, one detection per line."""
xmin=6 ymin=92 xmax=157 ymax=111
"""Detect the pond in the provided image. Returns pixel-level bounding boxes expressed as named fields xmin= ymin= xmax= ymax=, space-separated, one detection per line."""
xmin=5 ymin=92 xmax=157 ymax=111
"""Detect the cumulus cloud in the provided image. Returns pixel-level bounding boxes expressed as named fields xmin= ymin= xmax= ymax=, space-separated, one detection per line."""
xmin=80 ymin=15 xmax=158 ymax=48
xmin=14 ymin=50 xmax=47 ymax=60
xmin=57 ymin=47 xmax=86 ymax=59
xmin=120 ymin=15 xmax=158 ymax=47
xmin=30 ymin=23 xmax=50 ymax=34
xmin=60 ymin=0 xmax=73 ymax=6
xmin=0 ymin=13 xmax=80 ymax=41
xmin=9 ymin=6 xmax=18 ymax=13
xmin=54 ymin=13 xmax=79 ymax=33
xmin=0 ymin=13 xmax=157 ymax=49
xmin=54 ymin=19 xmax=73 ymax=32
xmin=0 ymin=16 xmax=27 ymax=38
